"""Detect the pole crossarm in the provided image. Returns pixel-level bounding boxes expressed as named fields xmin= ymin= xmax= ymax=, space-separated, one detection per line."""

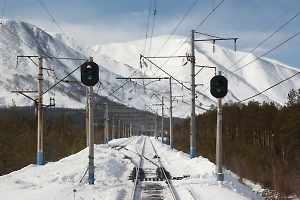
xmin=193 ymin=32 xmax=238 ymax=51
xmin=140 ymin=54 xmax=190 ymax=91
xmin=11 ymin=90 xmax=38 ymax=102
xmin=116 ymin=77 xmax=169 ymax=80
xmin=194 ymin=38 xmax=238 ymax=42
xmin=142 ymin=55 xmax=188 ymax=59
xmin=194 ymin=65 xmax=217 ymax=76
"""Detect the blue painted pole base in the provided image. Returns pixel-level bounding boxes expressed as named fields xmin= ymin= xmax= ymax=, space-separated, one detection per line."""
xmin=86 ymin=142 xmax=89 ymax=147
xmin=37 ymin=150 xmax=44 ymax=165
xmin=190 ymin=147 xmax=196 ymax=158
xmin=88 ymin=173 xmax=94 ymax=185
xmin=104 ymin=138 xmax=108 ymax=144
xmin=170 ymin=140 xmax=174 ymax=150
xmin=216 ymin=173 xmax=224 ymax=181
xmin=162 ymin=137 xmax=164 ymax=144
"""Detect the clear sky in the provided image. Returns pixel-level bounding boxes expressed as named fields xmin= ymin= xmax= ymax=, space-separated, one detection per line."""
xmin=1 ymin=0 xmax=300 ymax=69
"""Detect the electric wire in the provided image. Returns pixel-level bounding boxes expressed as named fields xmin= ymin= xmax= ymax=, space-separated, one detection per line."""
xmin=0 ymin=23 xmax=39 ymax=54
xmin=199 ymin=30 xmax=300 ymax=104
xmin=233 ymin=30 xmax=300 ymax=73
xmin=147 ymin=0 xmax=158 ymax=59
xmin=1 ymin=0 xmax=6 ymax=19
xmin=151 ymin=0 xmax=224 ymax=71
xmin=39 ymin=0 xmax=81 ymax=58
xmin=142 ymin=0 xmax=152 ymax=55
xmin=146 ymin=0 xmax=224 ymax=93
xmin=198 ymin=2 xmax=300 ymax=100
xmin=229 ymin=11 xmax=300 ymax=71
xmin=239 ymin=0 xmax=300 ymax=50
xmin=151 ymin=0 xmax=198 ymax=59
xmin=226 ymin=0 xmax=267 ymax=38
xmin=238 ymin=71 xmax=300 ymax=103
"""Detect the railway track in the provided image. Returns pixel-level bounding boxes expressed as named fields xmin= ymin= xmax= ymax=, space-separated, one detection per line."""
xmin=116 ymin=136 xmax=177 ymax=200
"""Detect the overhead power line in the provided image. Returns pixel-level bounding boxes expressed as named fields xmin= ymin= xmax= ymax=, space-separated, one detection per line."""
xmin=151 ymin=0 xmax=224 ymax=73
xmin=233 ymin=30 xmax=300 ymax=73
xmin=240 ymin=0 xmax=300 ymax=49
xmin=238 ymin=71 xmax=300 ymax=103
xmin=39 ymin=0 xmax=82 ymax=58
xmin=142 ymin=0 xmax=153 ymax=55
xmin=1 ymin=23 xmax=38 ymax=54
xmin=152 ymin=0 xmax=198 ymax=58
xmin=230 ymin=11 xmax=300 ymax=71
xmin=227 ymin=0 xmax=267 ymax=38
xmin=1 ymin=0 xmax=6 ymax=19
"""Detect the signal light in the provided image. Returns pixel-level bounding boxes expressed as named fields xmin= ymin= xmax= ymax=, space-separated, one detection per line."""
xmin=81 ymin=61 xmax=99 ymax=86
xmin=210 ymin=75 xmax=228 ymax=98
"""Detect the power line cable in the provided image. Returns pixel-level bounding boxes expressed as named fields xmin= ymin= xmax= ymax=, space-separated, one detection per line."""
xmin=142 ymin=0 xmax=153 ymax=55
xmin=1 ymin=0 xmax=6 ymax=19
xmin=227 ymin=0 xmax=267 ymax=38
xmin=39 ymin=0 xmax=82 ymax=58
xmin=194 ymin=0 xmax=224 ymax=31
xmin=154 ymin=0 xmax=225 ymax=69
xmin=151 ymin=0 xmax=198 ymax=59
xmin=229 ymin=11 xmax=300 ymax=71
xmin=239 ymin=0 xmax=300 ymax=49
xmin=233 ymin=30 xmax=300 ymax=73
xmin=0 ymin=22 xmax=39 ymax=54
xmin=238 ymin=70 xmax=300 ymax=103
xmin=147 ymin=0 xmax=158 ymax=58
xmin=200 ymin=30 xmax=300 ymax=96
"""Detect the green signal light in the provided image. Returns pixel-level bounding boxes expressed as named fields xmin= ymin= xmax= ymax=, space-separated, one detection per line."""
xmin=87 ymin=74 xmax=92 ymax=80
xmin=217 ymin=87 xmax=222 ymax=92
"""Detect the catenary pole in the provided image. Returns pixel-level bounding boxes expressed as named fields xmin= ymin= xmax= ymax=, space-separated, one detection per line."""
xmin=37 ymin=54 xmax=44 ymax=165
xmin=105 ymin=104 xmax=109 ymax=143
xmin=88 ymin=57 xmax=95 ymax=185
xmin=169 ymin=77 xmax=174 ymax=149
xmin=155 ymin=113 xmax=158 ymax=139
xmin=216 ymin=71 xmax=224 ymax=181
xmin=161 ymin=96 xmax=164 ymax=143
xmin=118 ymin=119 xmax=121 ymax=138
xmin=112 ymin=116 xmax=115 ymax=139
xmin=190 ymin=30 xmax=196 ymax=158
xmin=86 ymin=90 xmax=89 ymax=147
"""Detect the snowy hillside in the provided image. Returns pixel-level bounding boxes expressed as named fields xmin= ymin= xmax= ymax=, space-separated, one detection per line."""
xmin=0 ymin=136 xmax=264 ymax=199
xmin=96 ymin=35 xmax=300 ymax=107
xmin=1 ymin=19 xmax=300 ymax=118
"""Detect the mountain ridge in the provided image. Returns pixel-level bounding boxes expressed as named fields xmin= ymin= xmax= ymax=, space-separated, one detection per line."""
xmin=1 ymin=19 xmax=299 ymax=118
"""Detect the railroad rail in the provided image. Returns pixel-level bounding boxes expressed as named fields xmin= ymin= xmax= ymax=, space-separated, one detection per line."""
xmin=115 ymin=136 xmax=177 ymax=200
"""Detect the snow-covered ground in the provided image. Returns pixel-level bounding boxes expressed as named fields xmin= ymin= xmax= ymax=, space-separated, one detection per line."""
xmin=0 ymin=136 xmax=264 ymax=199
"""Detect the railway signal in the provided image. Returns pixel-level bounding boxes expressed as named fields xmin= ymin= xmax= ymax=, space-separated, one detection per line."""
xmin=210 ymin=75 xmax=228 ymax=98
xmin=81 ymin=61 xmax=99 ymax=86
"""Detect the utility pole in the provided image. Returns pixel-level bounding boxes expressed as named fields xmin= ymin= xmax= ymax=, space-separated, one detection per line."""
xmin=104 ymin=104 xmax=109 ymax=144
xmin=118 ymin=119 xmax=121 ymax=138
xmin=86 ymin=90 xmax=89 ymax=147
xmin=190 ymin=30 xmax=196 ymax=158
xmin=161 ymin=96 xmax=164 ymax=144
xmin=112 ymin=116 xmax=115 ymax=139
xmin=190 ymin=31 xmax=237 ymax=159
xmin=37 ymin=54 xmax=44 ymax=165
xmin=169 ymin=77 xmax=173 ymax=149
xmin=216 ymin=86 xmax=224 ymax=181
xmin=123 ymin=121 xmax=125 ymax=138
xmin=88 ymin=57 xmax=95 ymax=185
xmin=155 ymin=113 xmax=158 ymax=139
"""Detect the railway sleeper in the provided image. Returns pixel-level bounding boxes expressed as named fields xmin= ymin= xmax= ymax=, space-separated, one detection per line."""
xmin=129 ymin=167 xmax=172 ymax=182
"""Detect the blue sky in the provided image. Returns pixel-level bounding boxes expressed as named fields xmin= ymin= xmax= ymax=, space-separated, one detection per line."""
xmin=1 ymin=0 xmax=300 ymax=69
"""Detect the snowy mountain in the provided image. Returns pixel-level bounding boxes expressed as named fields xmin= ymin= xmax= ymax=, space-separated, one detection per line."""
xmin=1 ymin=19 xmax=299 ymax=118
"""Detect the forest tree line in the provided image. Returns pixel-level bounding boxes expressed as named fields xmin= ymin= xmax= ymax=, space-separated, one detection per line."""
xmin=172 ymin=88 xmax=300 ymax=198
xmin=0 ymin=105 xmax=86 ymax=175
